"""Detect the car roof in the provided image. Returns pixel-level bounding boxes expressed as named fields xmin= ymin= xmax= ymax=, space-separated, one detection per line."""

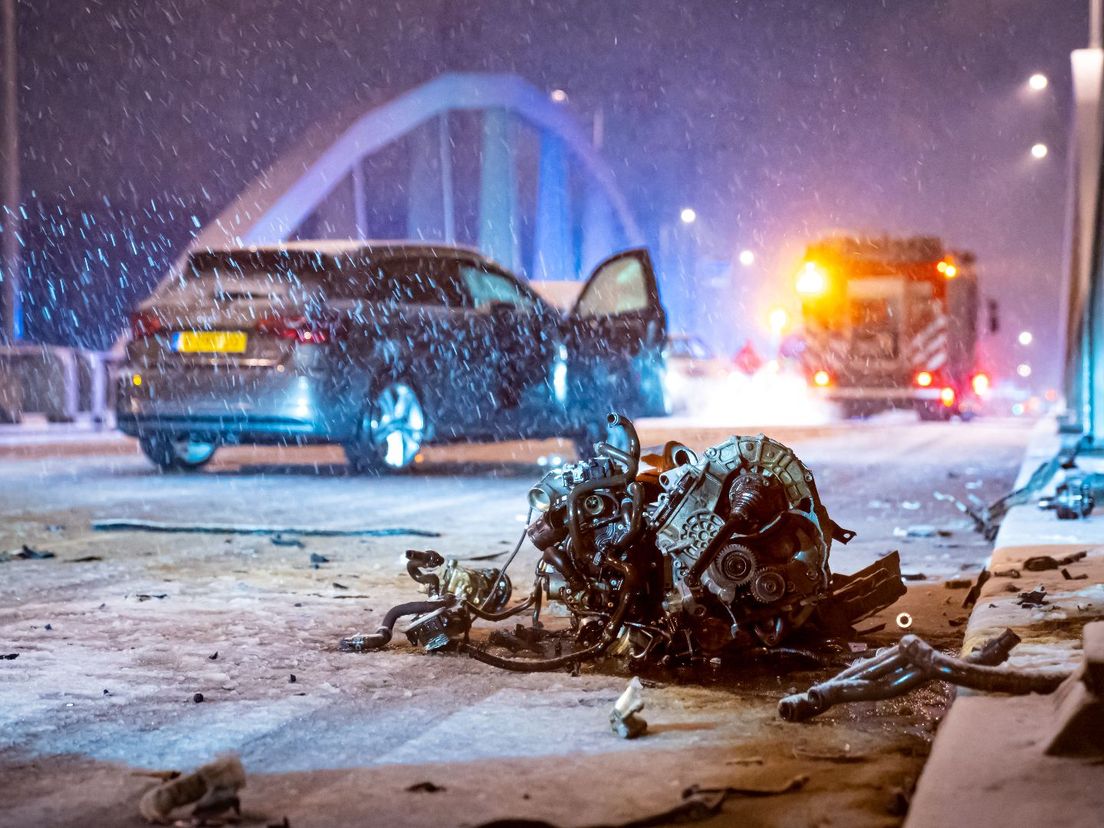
xmin=188 ymin=239 xmax=495 ymax=270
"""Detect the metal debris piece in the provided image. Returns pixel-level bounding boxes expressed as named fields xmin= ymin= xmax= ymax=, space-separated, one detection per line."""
xmin=961 ymin=569 xmax=991 ymax=609
xmin=0 ymin=544 xmax=56 ymax=562
xmin=92 ymin=518 xmax=440 ymax=538
xmin=1017 ymin=587 xmax=1048 ymax=608
xmin=1023 ymin=551 xmax=1087 ymax=571
xmin=406 ymin=781 xmax=446 ymax=793
xmin=1039 ymin=475 xmax=1101 ymax=520
xmin=270 ymin=534 xmax=304 ymax=548
xmin=610 ymin=677 xmax=648 ymax=739
xmin=778 ymin=629 xmax=1065 ymax=722
xmin=138 ymin=755 xmax=246 ymax=825
xmin=344 ymin=413 xmax=905 ymax=672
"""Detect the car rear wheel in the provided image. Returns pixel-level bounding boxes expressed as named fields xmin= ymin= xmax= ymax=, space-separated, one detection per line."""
xmin=344 ymin=380 xmax=426 ymax=473
xmin=139 ymin=433 xmax=218 ymax=471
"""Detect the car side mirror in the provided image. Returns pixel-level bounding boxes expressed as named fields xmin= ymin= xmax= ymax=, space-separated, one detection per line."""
xmin=486 ymin=300 xmax=517 ymax=317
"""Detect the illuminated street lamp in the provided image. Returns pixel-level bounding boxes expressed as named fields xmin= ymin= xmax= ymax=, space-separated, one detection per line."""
xmin=549 ymin=88 xmax=568 ymax=103
xmin=1028 ymin=73 xmax=1049 ymax=91
xmin=1017 ymin=363 xmax=1032 ymax=378
xmin=738 ymin=249 xmax=755 ymax=267
xmin=679 ymin=207 xmax=697 ymax=225
xmin=1031 ymin=143 xmax=1049 ymax=159
xmin=1018 ymin=330 xmax=1033 ymax=346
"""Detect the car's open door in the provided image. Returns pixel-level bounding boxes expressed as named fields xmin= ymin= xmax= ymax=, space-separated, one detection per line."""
xmin=565 ymin=248 xmax=668 ymax=426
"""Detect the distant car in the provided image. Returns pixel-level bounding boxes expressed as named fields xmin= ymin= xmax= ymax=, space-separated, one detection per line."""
xmin=665 ymin=334 xmax=731 ymax=413
xmin=117 ymin=242 xmax=668 ymax=471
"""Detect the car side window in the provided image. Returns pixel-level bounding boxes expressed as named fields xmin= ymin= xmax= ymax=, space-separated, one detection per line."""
xmin=460 ymin=265 xmax=536 ymax=312
xmin=373 ymin=257 xmax=465 ymax=307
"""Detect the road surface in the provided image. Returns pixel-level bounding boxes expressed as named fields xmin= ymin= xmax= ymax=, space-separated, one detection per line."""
xmin=0 ymin=417 xmax=1031 ymax=827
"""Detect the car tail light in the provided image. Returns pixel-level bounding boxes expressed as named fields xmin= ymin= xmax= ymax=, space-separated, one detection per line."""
xmin=255 ymin=313 xmax=343 ymax=345
xmin=130 ymin=310 xmax=164 ymax=339
xmin=971 ymin=372 xmax=991 ymax=397
xmin=812 ymin=370 xmax=832 ymax=388
xmin=940 ymin=386 xmax=956 ymax=407
xmin=915 ymin=370 xmax=933 ymax=387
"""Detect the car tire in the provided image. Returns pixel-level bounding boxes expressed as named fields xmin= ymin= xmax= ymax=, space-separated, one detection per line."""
xmin=139 ymin=433 xmax=218 ymax=471
xmin=344 ymin=379 xmax=426 ymax=474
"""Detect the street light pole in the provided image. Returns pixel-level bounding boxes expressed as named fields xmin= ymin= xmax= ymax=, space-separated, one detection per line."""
xmin=0 ymin=0 xmax=19 ymax=344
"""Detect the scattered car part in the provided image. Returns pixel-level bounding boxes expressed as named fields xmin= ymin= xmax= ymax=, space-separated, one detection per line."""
xmin=610 ymin=677 xmax=648 ymax=739
xmin=778 ymin=628 xmax=1070 ymax=722
xmin=138 ymin=755 xmax=246 ymax=825
xmin=0 ymin=545 xmax=56 ymax=562
xmin=344 ymin=412 xmax=905 ymax=670
xmin=1038 ymin=474 xmax=1103 ymax=519
xmin=339 ymin=550 xmax=513 ymax=652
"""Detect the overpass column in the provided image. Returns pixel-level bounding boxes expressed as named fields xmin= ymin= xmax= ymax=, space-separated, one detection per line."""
xmin=351 ymin=161 xmax=368 ymax=239
xmin=580 ymin=182 xmax=617 ymax=276
xmin=479 ymin=108 xmax=520 ymax=271
xmin=532 ymin=132 xmax=572 ymax=280
xmin=407 ymin=117 xmax=451 ymax=242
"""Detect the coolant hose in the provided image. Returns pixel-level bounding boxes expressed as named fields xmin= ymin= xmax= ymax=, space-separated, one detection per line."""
xmin=339 ymin=597 xmax=454 ymax=651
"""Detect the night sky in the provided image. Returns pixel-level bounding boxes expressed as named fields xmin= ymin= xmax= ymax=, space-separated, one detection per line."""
xmin=15 ymin=0 xmax=1088 ymax=384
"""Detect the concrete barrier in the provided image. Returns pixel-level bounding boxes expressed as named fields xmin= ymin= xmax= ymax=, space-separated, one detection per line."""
xmin=0 ymin=344 xmax=119 ymax=426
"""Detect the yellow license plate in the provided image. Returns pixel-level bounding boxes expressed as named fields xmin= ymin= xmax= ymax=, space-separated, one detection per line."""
xmin=172 ymin=330 xmax=248 ymax=353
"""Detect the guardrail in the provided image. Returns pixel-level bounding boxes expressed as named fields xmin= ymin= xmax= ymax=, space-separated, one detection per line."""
xmin=0 ymin=344 xmax=121 ymax=426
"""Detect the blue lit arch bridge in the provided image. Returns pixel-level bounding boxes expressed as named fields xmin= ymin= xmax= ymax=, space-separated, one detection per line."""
xmin=192 ymin=72 xmax=643 ymax=286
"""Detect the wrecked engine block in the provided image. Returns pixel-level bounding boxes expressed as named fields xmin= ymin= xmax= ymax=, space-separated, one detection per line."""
xmin=342 ymin=413 xmax=904 ymax=670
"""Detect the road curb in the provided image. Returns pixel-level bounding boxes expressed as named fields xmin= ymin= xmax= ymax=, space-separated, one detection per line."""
xmin=906 ymin=418 xmax=1104 ymax=828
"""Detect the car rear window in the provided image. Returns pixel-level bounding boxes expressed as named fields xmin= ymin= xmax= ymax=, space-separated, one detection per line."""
xmin=157 ymin=251 xmax=332 ymax=305
xmin=159 ymin=250 xmax=466 ymax=309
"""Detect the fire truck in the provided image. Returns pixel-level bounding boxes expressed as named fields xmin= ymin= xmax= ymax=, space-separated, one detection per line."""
xmin=795 ymin=236 xmax=987 ymax=420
